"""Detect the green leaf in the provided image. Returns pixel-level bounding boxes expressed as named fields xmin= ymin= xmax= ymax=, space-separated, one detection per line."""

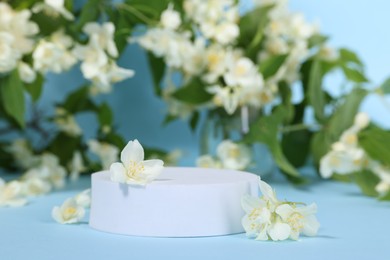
xmin=342 ymin=66 xmax=368 ymax=83
xmin=25 ymin=74 xmax=44 ymax=102
xmin=238 ymin=4 xmax=274 ymax=59
xmin=48 ymin=133 xmax=81 ymax=165
xmin=278 ymin=81 xmax=294 ymax=123
xmin=244 ymin=107 xmax=304 ymax=182
xmin=354 ymin=170 xmax=379 ymax=197
xmin=97 ymin=103 xmax=113 ymax=126
xmin=172 ymin=78 xmax=213 ymax=105
xmin=162 ymin=114 xmax=179 ymax=126
xmin=0 ymin=71 xmax=26 ymax=128
xmin=189 ymin=111 xmax=200 ymax=132
xmin=259 ymin=54 xmax=288 ymax=79
xmin=308 ymin=34 xmax=328 ymax=48
xmin=307 ymin=59 xmax=326 ymax=122
xmin=62 ymin=86 xmax=96 ymax=113
xmin=74 ymin=0 xmax=103 ymax=31
xmin=359 ymin=126 xmax=390 ymax=166
xmin=339 ymin=48 xmax=363 ymax=67
xmin=310 ymin=130 xmax=333 ymax=165
xmin=282 ymin=129 xmax=312 ymax=168
xmin=379 ymin=77 xmax=390 ymax=94
xmin=327 ymin=88 xmax=367 ymax=138
xmin=147 ymin=53 xmax=165 ymax=96
xmin=311 ymin=88 xmax=367 ymax=165
xmin=379 ymin=190 xmax=390 ymax=201
xmin=103 ymin=132 xmax=126 ymax=149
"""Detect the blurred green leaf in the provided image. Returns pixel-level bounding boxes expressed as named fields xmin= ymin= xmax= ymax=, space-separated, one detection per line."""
xmin=48 ymin=133 xmax=81 ymax=165
xmin=379 ymin=190 xmax=390 ymax=201
xmin=328 ymin=88 xmax=367 ymax=138
xmin=310 ymin=130 xmax=333 ymax=165
xmin=172 ymin=78 xmax=212 ymax=104
xmin=104 ymin=132 xmax=126 ymax=148
xmin=245 ymin=107 xmax=304 ymax=183
xmin=282 ymin=129 xmax=312 ymax=168
xmin=97 ymin=103 xmax=113 ymax=126
xmin=62 ymin=85 xmax=96 ymax=113
xmin=379 ymin=77 xmax=390 ymax=94
xmin=147 ymin=53 xmax=165 ymax=96
xmin=25 ymin=74 xmax=44 ymax=102
xmin=307 ymin=59 xmax=326 ymax=122
xmin=308 ymin=34 xmax=328 ymax=48
xmin=354 ymin=170 xmax=379 ymax=197
xmin=342 ymin=66 xmax=368 ymax=83
xmin=339 ymin=48 xmax=363 ymax=67
xmin=259 ymin=54 xmax=288 ymax=79
xmin=359 ymin=126 xmax=390 ymax=166
xmin=162 ymin=114 xmax=179 ymax=126
xmin=74 ymin=0 xmax=103 ymax=31
xmin=278 ymin=81 xmax=294 ymax=123
xmin=0 ymin=71 xmax=26 ymax=128
xmin=238 ymin=4 xmax=274 ymax=59
xmin=189 ymin=111 xmax=200 ymax=132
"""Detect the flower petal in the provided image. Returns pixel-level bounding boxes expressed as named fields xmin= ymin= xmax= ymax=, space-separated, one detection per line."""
xmin=142 ymin=159 xmax=164 ymax=181
xmin=302 ymin=215 xmax=320 ymax=237
xmin=275 ymin=203 xmax=294 ymax=221
xmin=110 ymin=162 xmax=126 ymax=183
xmin=121 ymin=140 xmax=144 ymax=165
xmin=259 ymin=179 xmax=278 ymax=204
xmin=241 ymin=194 xmax=262 ymax=213
xmin=268 ymin=222 xmax=291 ymax=241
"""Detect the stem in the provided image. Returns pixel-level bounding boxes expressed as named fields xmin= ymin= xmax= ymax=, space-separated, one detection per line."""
xmin=281 ymin=123 xmax=320 ymax=133
xmin=117 ymin=3 xmax=157 ymax=26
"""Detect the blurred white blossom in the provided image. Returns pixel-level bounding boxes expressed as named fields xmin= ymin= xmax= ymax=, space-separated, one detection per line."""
xmin=68 ymin=151 xmax=86 ymax=181
xmin=0 ymin=179 xmax=28 ymax=207
xmin=196 ymin=155 xmax=222 ymax=169
xmin=33 ymin=30 xmax=77 ymax=74
xmin=33 ymin=0 xmax=75 ymax=21
xmin=75 ymin=189 xmax=91 ymax=208
xmin=217 ymin=140 xmax=251 ymax=170
xmin=52 ymin=198 xmax=85 ymax=224
xmin=88 ymin=140 xmax=119 ymax=170
xmin=161 ymin=4 xmax=181 ymax=30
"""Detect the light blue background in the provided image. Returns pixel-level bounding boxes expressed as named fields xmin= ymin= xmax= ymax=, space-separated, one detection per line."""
xmin=40 ymin=0 xmax=390 ymax=163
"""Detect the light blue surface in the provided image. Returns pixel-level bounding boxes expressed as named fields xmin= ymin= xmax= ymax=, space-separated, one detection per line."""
xmin=1 ymin=175 xmax=389 ymax=260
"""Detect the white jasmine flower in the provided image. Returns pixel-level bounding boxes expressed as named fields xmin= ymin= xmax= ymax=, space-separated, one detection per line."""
xmin=216 ymin=140 xmax=251 ymax=170
xmin=276 ymin=203 xmax=320 ymax=240
xmin=54 ymin=108 xmax=82 ymax=137
xmin=161 ymin=4 xmax=181 ymax=30
xmin=224 ymin=57 xmax=263 ymax=88
xmin=207 ymin=85 xmax=240 ymax=115
xmin=22 ymin=177 xmax=51 ymax=197
xmin=370 ymin=163 xmax=390 ymax=196
xmin=242 ymin=179 xmax=320 ymax=241
xmin=40 ymin=153 xmax=67 ymax=189
xmin=88 ymin=140 xmax=119 ymax=170
xmin=7 ymin=139 xmax=39 ymax=169
xmin=33 ymin=31 xmax=77 ymax=74
xmin=18 ymin=62 xmax=36 ymax=83
xmin=354 ymin=112 xmax=370 ymax=130
xmin=0 ymin=180 xmax=28 ymax=207
xmin=196 ymin=155 xmax=222 ymax=168
xmin=109 ymin=139 xmax=164 ymax=186
xmin=52 ymin=198 xmax=85 ymax=224
xmin=89 ymin=62 xmax=135 ymax=94
xmin=68 ymin=151 xmax=86 ymax=181
xmin=83 ymin=22 xmax=118 ymax=57
xmin=319 ymin=146 xmax=366 ymax=179
xmin=73 ymin=35 xmax=109 ymax=79
xmin=0 ymin=32 xmax=20 ymax=73
xmin=75 ymin=189 xmax=91 ymax=208
xmin=33 ymin=0 xmax=74 ymax=21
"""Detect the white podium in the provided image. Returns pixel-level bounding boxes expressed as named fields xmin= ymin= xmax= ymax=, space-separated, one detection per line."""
xmin=89 ymin=167 xmax=259 ymax=237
